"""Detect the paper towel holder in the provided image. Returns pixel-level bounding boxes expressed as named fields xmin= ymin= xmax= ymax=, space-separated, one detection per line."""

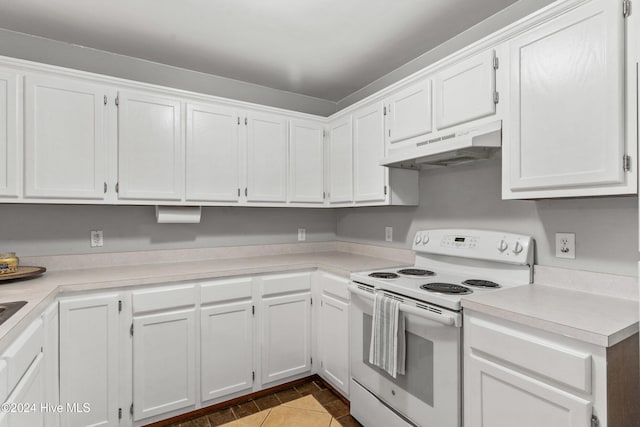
xmin=155 ymin=206 xmax=202 ymax=224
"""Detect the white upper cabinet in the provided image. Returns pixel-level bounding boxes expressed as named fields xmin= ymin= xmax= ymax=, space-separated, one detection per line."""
xmin=246 ymin=111 xmax=288 ymax=202
xmin=504 ymin=0 xmax=631 ymax=198
xmin=185 ymin=103 xmax=241 ymax=203
xmin=117 ymin=90 xmax=183 ymax=201
xmin=384 ymin=79 xmax=432 ymax=151
xmin=353 ymin=102 xmax=387 ymax=203
xmin=434 ymin=50 xmax=497 ymax=130
xmin=24 ymin=74 xmax=111 ymax=200
xmin=289 ymin=119 xmax=324 ymax=204
xmin=327 ymin=116 xmax=353 ymax=204
xmin=0 ymin=69 xmax=18 ymax=198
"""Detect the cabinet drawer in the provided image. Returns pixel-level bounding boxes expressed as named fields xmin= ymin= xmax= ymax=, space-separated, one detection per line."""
xmin=467 ymin=316 xmax=591 ymax=392
xmin=261 ymin=272 xmax=311 ymax=297
xmin=132 ymin=284 xmax=196 ymax=314
xmin=2 ymin=318 xmax=43 ymax=394
xmin=201 ymin=277 xmax=253 ymax=305
xmin=320 ymin=272 xmax=350 ymax=300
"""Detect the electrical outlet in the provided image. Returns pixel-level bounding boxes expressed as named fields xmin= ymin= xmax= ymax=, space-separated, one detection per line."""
xmin=555 ymin=232 xmax=575 ymax=259
xmin=298 ymin=228 xmax=306 ymax=241
xmin=91 ymin=230 xmax=104 ymax=248
xmin=385 ymin=226 xmax=393 ymax=242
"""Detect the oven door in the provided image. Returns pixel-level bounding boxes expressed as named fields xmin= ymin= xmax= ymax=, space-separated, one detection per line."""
xmin=349 ymin=283 xmax=462 ymax=427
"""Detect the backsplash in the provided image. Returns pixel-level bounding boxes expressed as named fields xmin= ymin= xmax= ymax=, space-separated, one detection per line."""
xmin=336 ymin=155 xmax=639 ymax=276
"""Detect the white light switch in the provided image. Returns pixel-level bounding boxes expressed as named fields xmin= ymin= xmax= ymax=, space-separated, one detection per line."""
xmin=555 ymin=232 xmax=575 ymax=259
xmin=298 ymin=228 xmax=306 ymax=241
xmin=91 ymin=230 xmax=104 ymax=248
xmin=385 ymin=226 xmax=393 ymax=242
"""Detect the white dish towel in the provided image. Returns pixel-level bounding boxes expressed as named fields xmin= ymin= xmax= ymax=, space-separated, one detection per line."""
xmin=369 ymin=293 xmax=406 ymax=378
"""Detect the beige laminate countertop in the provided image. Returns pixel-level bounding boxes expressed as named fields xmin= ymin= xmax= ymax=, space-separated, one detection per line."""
xmin=461 ymin=284 xmax=639 ymax=347
xmin=0 ymin=250 xmax=406 ymax=352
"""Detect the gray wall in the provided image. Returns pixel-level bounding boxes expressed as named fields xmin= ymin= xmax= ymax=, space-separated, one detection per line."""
xmin=336 ymin=155 xmax=639 ymax=276
xmin=337 ymin=0 xmax=556 ymax=109
xmin=0 ymin=205 xmax=336 ymax=256
xmin=0 ymin=29 xmax=336 ymax=116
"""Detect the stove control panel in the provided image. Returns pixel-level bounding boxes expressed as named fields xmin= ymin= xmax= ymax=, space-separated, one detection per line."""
xmin=412 ymin=229 xmax=534 ymax=266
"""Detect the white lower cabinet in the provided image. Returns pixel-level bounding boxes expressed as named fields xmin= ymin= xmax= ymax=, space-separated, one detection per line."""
xmin=59 ymin=294 xmax=120 ymax=427
xmin=200 ymin=278 xmax=254 ymax=402
xmin=259 ymin=272 xmax=312 ymax=385
xmin=42 ymin=302 xmax=60 ymax=427
xmin=131 ymin=285 xmax=196 ymax=422
xmin=464 ymin=310 xmax=639 ymax=427
xmin=4 ymin=353 xmax=45 ymax=427
xmin=317 ymin=272 xmax=350 ymax=397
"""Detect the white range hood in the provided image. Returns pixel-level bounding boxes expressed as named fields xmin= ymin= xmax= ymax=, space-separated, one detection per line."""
xmin=381 ymin=120 xmax=502 ymax=169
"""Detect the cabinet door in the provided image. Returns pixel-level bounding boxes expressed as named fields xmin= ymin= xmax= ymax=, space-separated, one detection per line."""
xmin=385 ymin=79 xmax=432 ymax=147
xmin=506 ymin=0 xmax=625 ymax=195
xmin=434 ymin=50 xmax=496 ymax=129
xmin=319 ymin=294 xmax=349 ymax=395
xmin=59 ymin=294 xmax=119 ymax=427
xmin=5 ymin=353 xmax=45 ymax=427
xmin=289 ymin=119 xmax=324 ymax=203
xmin=353 ymin=102 xmax=387 ymax=203
xmin=42 ymin=302 xmax=60 ymax=427
xmin=327 ymin=117 xmax=353 ymax=204
xmin=118 ymin=91 xmax=182 ymax=201
xmin=133 ymin=309 xmax=196 ymax=420
xmin=465 ymin=353 xmax=591 ymax=427
xmin=201 ymin=301 xmax=253 ymax=401
xmin=186 ymin=103 xmax=241 ymax=202
xmin=0 ymin=69 xmax=18 ymax=198
xmin=24 ymin=74 xmax=109 ymax=200
xmin=246 ymin=112 xmax=287 ymax=202
xmin=261 ymin=292 xmax=311 ymax=384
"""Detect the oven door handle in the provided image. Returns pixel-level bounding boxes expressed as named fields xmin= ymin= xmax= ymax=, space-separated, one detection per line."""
xmin=399 ymin=303 xmax=462 ymax=327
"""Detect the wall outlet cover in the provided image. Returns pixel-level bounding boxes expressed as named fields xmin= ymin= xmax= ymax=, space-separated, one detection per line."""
xmin=385 ymin=226 xmax=393 ymax=242
xmin=555 ymin=232 xmax=575 ymax=259
xmin=91 ymin=230 xmax=104 ymax=248
xmin=298 ymin=228 xmax=306 ymax=241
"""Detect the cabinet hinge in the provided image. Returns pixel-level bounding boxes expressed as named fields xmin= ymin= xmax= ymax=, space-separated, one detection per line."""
xmin=252 ymin=371 xmax=255 ymax=381
xmin=493 ymin=91 xmax=500 ymax=104
xmin=310 ymin=357 xmax=313 ymax=365
xmin=104 ymin=95 xmax=108 ymax=106
xmin=118 ymin=408 xmax=122 ymax=420
xmin=244 ymin=117 xmax=248 ymax=126
xmin=384 ymin=185 xmax=388 ymax=195
xmin=323 ymin=129 xmax=326 ymax=138
xmin=115 ymin=96 xmax=119 ymax=107
xmin=130 ymin=403 xmax=134 ymax=416
xmin=252 ymin=305 xmax=255 ymax=316
xmin=238 ymin=188 xmax=241 ymax=197
xmin=383 ymin=106 xmax=387 ymax=116
xmin=591 ymin=414 xmax=600 ymax=427
xmin=237 ymin=116 xmax=241 ymax=125
xmin=130 ymin=323 xmax=134 ymax=336
xmin=323 ymin=191 xmax=326 ymax=200
xmin=623 ymin=154 xmax=631 ymax=172
xmin=118 ymin=300 xmax=122 ymax=313
xmin=104 ymin=182 xmax=107 ymax=194
xmin=115 ymin=182 xmax=119 ymax=193
xmin=245 ymin=187 xmax=248 ymax=197
xmin=623 ymin=0 xmax=632 ymax=17
xmin=310 ymin=298 xmax=313 ymax=306
xmin=493 ymin=56 xmax=500 ymax=70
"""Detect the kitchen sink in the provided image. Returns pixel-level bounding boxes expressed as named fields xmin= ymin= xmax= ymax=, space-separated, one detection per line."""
xmin=0 ymin=301 xmax=27 ymax=326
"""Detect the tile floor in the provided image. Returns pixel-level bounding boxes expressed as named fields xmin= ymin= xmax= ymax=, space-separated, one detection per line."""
xmin=170 ymin=379 xmax=362 ymax=427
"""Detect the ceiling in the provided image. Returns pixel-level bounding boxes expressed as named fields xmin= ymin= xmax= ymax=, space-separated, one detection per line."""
xmin=0 ymin=0 xmax=519 ymax=101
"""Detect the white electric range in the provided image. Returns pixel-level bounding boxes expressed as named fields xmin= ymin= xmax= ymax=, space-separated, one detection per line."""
xmin=348 ymin=228 xmax=534 ymax=427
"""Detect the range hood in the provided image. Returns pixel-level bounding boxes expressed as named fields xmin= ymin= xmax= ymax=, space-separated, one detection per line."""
xmin=381 ymin=120 xmax=502 ymax=169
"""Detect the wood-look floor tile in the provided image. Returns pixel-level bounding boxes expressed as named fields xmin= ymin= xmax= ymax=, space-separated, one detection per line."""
xmin=313 ymin=380 xmax=327 ymax=390
xmin=294 ymin=381 xmax=321 ymax=396
xmin=231 ymin=400 xmax=260 ymax=418
xmin=323 ymin=399 xmax=349 ymax=418
xmin=335 ymin=414 xmax=362 ymax=427
xmin=180 ymin=415 xmax=212 ymax=427
xmin=275 ymin=387 xmax=302 ymax=403
xmin=312 ymin=388 xmax=339 ymax=405
xmin=254 ymin=393 xmax=281 ymax=411
xmin=207 ymin=407 xmax=236 ymax=426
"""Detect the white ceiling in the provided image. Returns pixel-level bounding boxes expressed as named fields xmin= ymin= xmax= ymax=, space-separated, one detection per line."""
xmin=0 ymin=0 xmax=519 ymax=101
